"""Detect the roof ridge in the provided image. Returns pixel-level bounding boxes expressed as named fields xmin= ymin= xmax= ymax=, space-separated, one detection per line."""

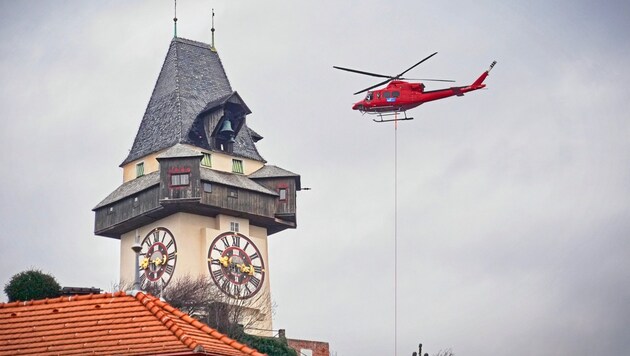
xmin=134 ymin=292 xmax=265 ymax=356
xmin=0 ymin=291 xmax=127 ymax=308
xmin=174 ymin=37 xmax=213 ymax=50
xmin=174 ymin=40 xmax=183 ymax=142
xmin=240 ymin=122 xmax=265 ymax=162
xmin=135 ymin=292 xmax=200 ymax=350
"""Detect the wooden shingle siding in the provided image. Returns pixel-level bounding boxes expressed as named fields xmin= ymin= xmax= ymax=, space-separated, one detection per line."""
xmin=253 ymin=178 xmax=297 ymax=215
xmin=159 ymin=157 xmax=202 ymax=201
xmin=201 ymin=182 xmax=276 ymax=218
xmin=94 ymin=186 xmax=159 ymax=233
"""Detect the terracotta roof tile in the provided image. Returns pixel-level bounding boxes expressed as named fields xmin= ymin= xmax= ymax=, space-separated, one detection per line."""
xmin=0 ymin=291 xmax=266 ymax=356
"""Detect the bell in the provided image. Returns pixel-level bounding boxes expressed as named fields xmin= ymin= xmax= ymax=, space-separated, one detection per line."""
xmin=219 ymin=119 xmax=235 ymax=137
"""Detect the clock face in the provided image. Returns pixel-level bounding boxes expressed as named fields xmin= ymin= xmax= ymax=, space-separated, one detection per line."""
xmin=139 ymin=227 xmax=177 ymax=288
xmin=207 ymin=232 xmax=265 ymax=299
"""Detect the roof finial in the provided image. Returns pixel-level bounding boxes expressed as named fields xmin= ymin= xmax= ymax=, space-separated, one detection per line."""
xmin=173 ymin=0 xmax=178 ymax=37
xmin=211 ymin=8 xmax=216 ymax=51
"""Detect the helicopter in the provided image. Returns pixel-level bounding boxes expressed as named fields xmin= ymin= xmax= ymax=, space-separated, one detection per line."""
xmin=334 ymin=52 xmax=496 ymax=122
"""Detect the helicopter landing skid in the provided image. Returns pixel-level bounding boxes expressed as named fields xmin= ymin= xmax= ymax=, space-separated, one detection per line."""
xmin=368 ymin=110 xmax=414 ymax=123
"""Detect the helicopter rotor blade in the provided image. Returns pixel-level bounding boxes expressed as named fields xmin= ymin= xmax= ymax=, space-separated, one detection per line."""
xmin=332 ymin=66 xmax=393 ymax=79
xmin=398 ymin=77 xmax=456 ymax=83
xmin=339 ymin=52 xmax=441 ymax=95
xmin=397 ymin=52 xmax=438 ymax=78
xmin=353 ymin=78 xmax=393 ymax=95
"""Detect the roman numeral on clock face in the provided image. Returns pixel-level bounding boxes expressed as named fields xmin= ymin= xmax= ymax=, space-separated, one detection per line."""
xmin=208 ymin=232 xmax=265 ymax=299
xmin=221 ymin=236 xmax=230 ymax=248
xmin=141 ymin=227 xmax=177 ymax=288
xmin=212 ymin=269 xmax=224 ymax=281
xmin=165 ymin=264 xmax=174 ymax=275
xmin=248 ymin=276 xmax=261 ymax=289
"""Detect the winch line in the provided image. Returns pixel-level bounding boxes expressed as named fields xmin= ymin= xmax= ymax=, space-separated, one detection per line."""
xmin=394 ymin=112 xmax=399 ymax=355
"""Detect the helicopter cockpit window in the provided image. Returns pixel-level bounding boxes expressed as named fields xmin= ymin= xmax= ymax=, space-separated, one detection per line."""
xmin=393 ymin=91 xmax=400 ymax=97
xmin=365 ymin=92 xmax=373 ymax=101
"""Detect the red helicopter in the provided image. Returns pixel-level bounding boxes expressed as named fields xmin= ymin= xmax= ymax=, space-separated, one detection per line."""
xmin=334 ymin=52 xmax=496 ymax=122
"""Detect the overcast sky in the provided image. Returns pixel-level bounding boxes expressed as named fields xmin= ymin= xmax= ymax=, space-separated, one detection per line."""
xmin=1 ymin=1 xmax=629 ymax=355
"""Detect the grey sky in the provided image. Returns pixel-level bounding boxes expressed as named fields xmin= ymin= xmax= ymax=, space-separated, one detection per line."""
xmin=1 ymin=1 xmax=629 ymax=355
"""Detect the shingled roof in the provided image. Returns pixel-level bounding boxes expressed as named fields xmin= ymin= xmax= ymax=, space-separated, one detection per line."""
xmin=92 ymin=163 xmax=280 ymax=209
xmin=0 ymin=291 xmax=265 ymax=356
xmin=93 ymin=171 xmax=159 ymax=209
xmin=122 ymin=37 xmax=264 ymax=166
xmin=249 ymin=165 xmax=301 ymax=190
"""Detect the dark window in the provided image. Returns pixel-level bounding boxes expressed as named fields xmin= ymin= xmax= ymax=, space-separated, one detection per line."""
xmin=133 ymin=197 xmax=139 ymax=207
xmin=107 ymin=206 xmax=114 ymax=215
xmin=171 ymin=173 xmax=190 ymax=186
xmin=228 ymin=188 xmax=238 ymax=199
xmin=203 ymin=182 xmax=212 ymax=193
xmin=383 ymin=91 xmax=391 ymax=98
xmin=279 ymin=188 xmax=287 ymax=201
xmin=392 ymin=91 xmax=400 ymax=97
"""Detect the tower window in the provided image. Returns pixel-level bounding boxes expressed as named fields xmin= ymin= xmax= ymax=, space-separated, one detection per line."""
xmin=228 ymin=188 xmax=238 ymax=199
xmin=230 ymin=222 xmax=240 ymax=232
xmin=170 ymin=173 xmax=190 ymax=186
xmin=232 ymin=159 xmax=244 ymax=174
xmin=279 ymin=188 xmax=287 ymax=201
xmin=201 ymin=152 xmax=212 ymax=167
xmin=203 ymin=182 xmax=212 ymax=193
xmin=136 ymin=162 xmax=144 ymax=177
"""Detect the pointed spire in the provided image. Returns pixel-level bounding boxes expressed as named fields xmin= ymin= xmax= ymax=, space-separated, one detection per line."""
xmin=210 ymin=8 xmax=216 ymax=52
xmin=173 ymin=0 xmax=178 ymax=37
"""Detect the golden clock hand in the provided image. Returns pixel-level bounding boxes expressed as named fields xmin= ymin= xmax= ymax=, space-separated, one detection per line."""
xmin=152 ymin=255 xmax=167 ymax=266
xmin=238 ymin=264 xmax=255 ymax=275
xmin=140 ymin=257 xmax=149 ymax=270
xmin=219 ymin=256 xmax=230 ymax=267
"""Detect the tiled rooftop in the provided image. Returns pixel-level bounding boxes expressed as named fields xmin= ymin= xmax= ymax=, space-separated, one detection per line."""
xmin=0 ymin=291 xmax=265 ymax=356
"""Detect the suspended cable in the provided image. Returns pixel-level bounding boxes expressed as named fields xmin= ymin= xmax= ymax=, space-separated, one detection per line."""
xmin=394 ymin=111 xmax=399 ymax=356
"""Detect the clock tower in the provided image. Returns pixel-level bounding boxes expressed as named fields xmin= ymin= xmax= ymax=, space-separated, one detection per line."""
xmin=93 ymin=38 xmax=300 ymax=334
